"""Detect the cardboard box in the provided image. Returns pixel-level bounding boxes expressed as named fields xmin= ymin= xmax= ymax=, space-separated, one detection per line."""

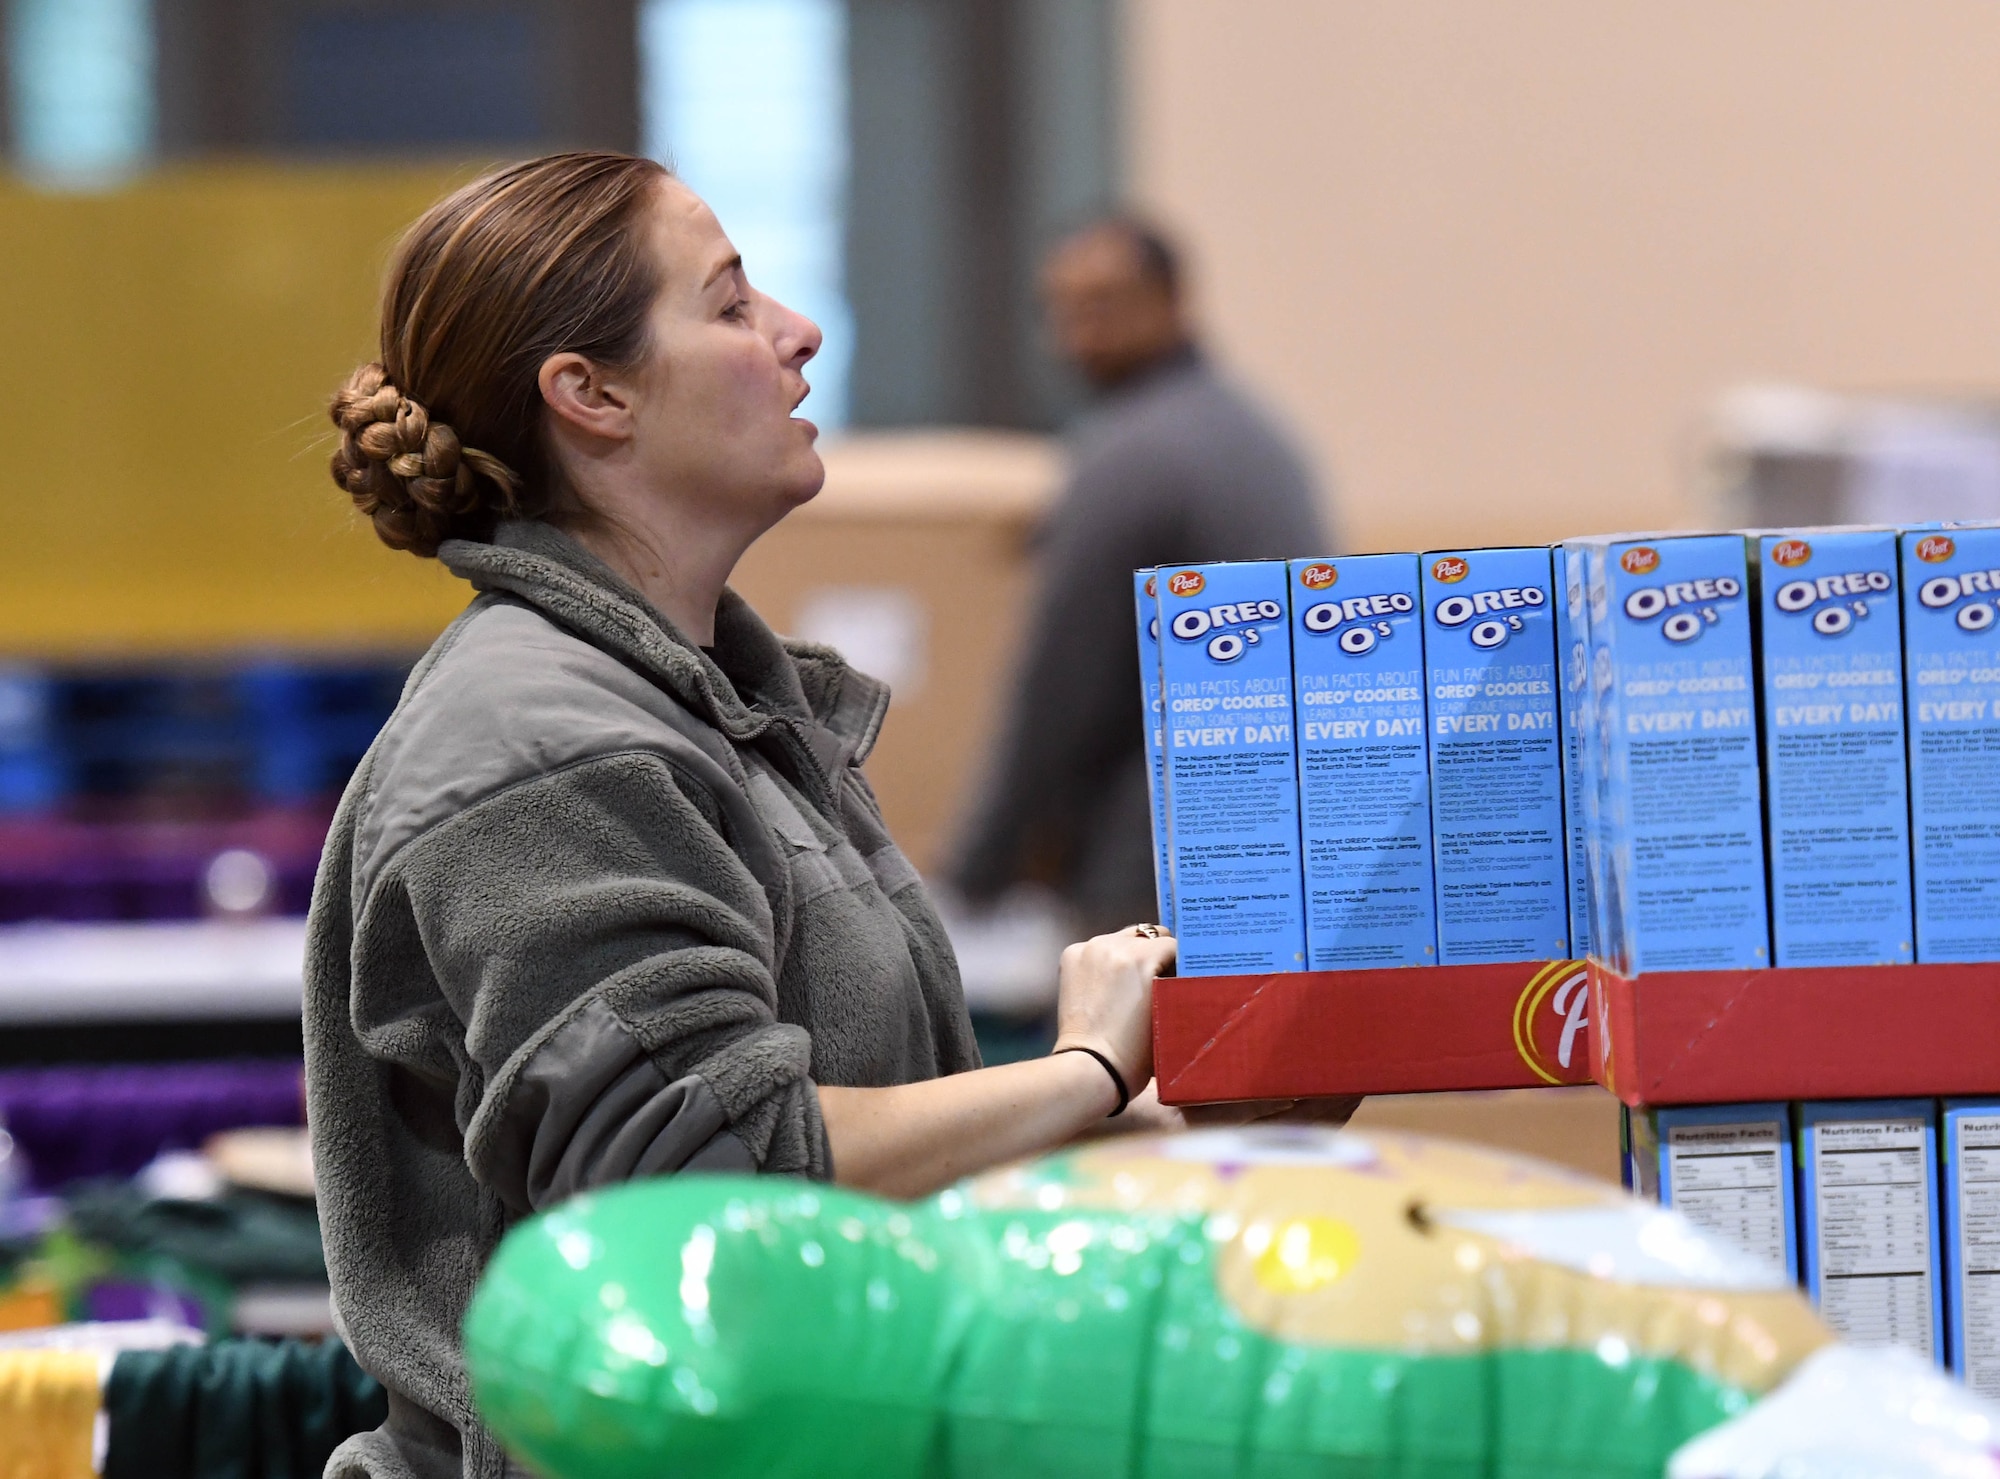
xmin=1157 ymin=560 xmax=1306 ymax=975
xmin=1555 ymin=546 xmax=1594 ymax=959
xmin=1134 ymin=570 xmax=1174 ymax=931
xmin=1154 ymin=958 xmax=1593 ymax=1103
xmin=1944 ymin=1100 xmax=2000 ymax=1395
xmin=1590 ymin=960 xmax=2000 ymax=1106
xmin=1754 ymin=530 xmax=1913 ymax=965
xmin=1288 ymin=555 xmax=1435 ymax=968
xmin=730 ymin=431 xmax=1059 ymax=872
xmin=1355 ymin=1085 xmax=1622 ymax=1185
xmin=1420 ymin=547 xmax=1569 ymax=964
xmin=1575 ymin=534 xmax=1767 ymax=974
xmin=1799 ymin=1100 xmax=1943 ymax=1363
xmin=1901 ymin=527 xmax=2000 ymax=961
xmin=1629 ymin=1103 xmax=1799 ymax=1279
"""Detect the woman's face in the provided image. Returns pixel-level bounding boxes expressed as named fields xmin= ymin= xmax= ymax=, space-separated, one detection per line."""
xmin=627 ymin=178 xmax=825 ymax=523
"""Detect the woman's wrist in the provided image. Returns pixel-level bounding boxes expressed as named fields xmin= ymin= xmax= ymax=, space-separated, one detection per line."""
xmin=1049 ymin=1040 xmax=1125 ymax=1120
xmin=1054 ymin=1044 xmax=1130 ymax=1116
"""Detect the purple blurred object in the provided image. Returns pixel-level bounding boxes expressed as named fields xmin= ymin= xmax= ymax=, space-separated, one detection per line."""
xmin=84 ymin=1281 xmax=207 ymax=1327
xmin=0 ymin=805 xmax=331 ymax=924
xmin=0 ymin=1060 xmax=303 ymax=1190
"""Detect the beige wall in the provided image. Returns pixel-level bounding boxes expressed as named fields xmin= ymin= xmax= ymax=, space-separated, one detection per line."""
xmin=1124 ymin=1 xmax=2000 ymax=551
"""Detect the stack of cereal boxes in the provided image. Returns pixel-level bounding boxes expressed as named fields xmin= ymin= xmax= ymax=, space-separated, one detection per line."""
xmin=1596 ymin=525 xmax=2000 ymax=1378
xmin=1136 ymin=525 xmax=2000 ymax=1376
xmin=1141 ymin=549 xmax=1574 ymax=976
xmin=1135 ymin=526 xmax=2000 ymax=978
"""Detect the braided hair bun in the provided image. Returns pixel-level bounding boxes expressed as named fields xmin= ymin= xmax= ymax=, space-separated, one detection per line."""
xmin=325 ymin=152 xmax=668 ymax=558
xmin=329 ymin=363 xmax=521 ymax=557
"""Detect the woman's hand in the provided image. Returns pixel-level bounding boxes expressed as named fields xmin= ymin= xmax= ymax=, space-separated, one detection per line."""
xmin=1051 ymin=925 xmax=1177 ymax=1097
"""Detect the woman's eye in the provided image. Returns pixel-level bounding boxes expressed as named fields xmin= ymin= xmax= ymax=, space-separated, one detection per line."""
xmin=721 ymin=298 xmax=749 ymax=321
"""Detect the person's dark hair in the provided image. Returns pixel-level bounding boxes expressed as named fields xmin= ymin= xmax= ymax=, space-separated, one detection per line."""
xmin=1100 ymin=215 xmax=1182 ymax=297
xmin=328 ymin=151 xmax=670 ymax=557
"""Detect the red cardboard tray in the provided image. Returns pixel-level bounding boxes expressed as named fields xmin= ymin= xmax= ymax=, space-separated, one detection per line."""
xmin=1153 ymin=959 xmax=1594 ymax=1105
xmin=1589 ymin=960 xmax=2000 ymax=1107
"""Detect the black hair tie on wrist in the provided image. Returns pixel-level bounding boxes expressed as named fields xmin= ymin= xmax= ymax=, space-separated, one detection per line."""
xmin=1057 ymin=1045 xmax=1130 ymax=1117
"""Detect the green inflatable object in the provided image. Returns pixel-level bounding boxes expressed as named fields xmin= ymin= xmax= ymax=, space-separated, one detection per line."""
xmin=465 ymin=1127 xmax=1830 ymax=1478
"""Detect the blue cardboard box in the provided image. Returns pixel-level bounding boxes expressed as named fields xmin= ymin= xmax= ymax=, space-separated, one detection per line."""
xmin=1943 ymin=1100 xmax=2000 ymax=1396
xmin=1631 ymin=1104 xmax=1798 ymax=1280
xmin=1420 ymin=547 xmax=1569 ymax=964
xmin=1901 ymin=527 xmax=2000 ymax=961
xmin=1800 ymin=1100 xmax=1944 ymax=1363
xmin=1754 ymin=529 xmax=1912 ymax=966
xmin=1555 ymin=546 xmax=1594 ymax=960
xmin=1288 ymin=555 xmax=1436 ymax=968
xmin=1134 ymin=570 xmax=1175 ymax=932
xmin=1157 ymin=560 xmax=1307 ymax=974
xmin=1573 ymin=538 xmax=1625 ymax=965
xmin=1576 ymin=534 xmax=1768 ymax=975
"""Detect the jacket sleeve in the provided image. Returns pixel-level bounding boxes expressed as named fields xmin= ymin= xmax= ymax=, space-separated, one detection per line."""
xmin=351 ymin=749 xmax=824 ymax=1217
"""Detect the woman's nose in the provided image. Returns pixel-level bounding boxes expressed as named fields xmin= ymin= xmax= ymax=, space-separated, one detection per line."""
xmin=763 ymin=291 xmax=821 ymax=368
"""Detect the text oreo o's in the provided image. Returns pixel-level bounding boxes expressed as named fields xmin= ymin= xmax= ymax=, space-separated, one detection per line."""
xmin=1289 ymin=554 xmax=1437 ymax=968
xmin=1580 ymin=534 xmax=1767 ymax=974
xmin=1757 ymin=529 xmax=1911 ymax=967
xmin=1421 ymin=546 xmax=1570 ymax=964
xmin=1156 ymin=560 xmax=1306 ymax=974
xmin=1900 ymin=525 xmax=2000 ymax=962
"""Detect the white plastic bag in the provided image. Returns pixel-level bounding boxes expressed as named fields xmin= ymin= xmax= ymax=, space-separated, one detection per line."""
xmin=1670 ymin=1345 xmax=2000 ymax=1479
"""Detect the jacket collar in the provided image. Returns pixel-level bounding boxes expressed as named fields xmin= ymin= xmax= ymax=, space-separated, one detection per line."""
xmin=437 ymin=521 xmax=890 ymax=784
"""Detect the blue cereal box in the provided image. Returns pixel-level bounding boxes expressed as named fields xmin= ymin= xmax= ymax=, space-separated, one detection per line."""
xmin=1576 ymin=539 xmax=1624 ymax=963
xmin=1288 ymin=555 xmax=1436 ymax=968
xmin=1800 ymin=1100 xmax=1944 ymax=1363
xmin=1755 ymin=530 xmax=1913 ymax=966
xmin=1134 ymin=570 xmax=1175 ymax=932
xmin=1420 ymin=547 xmax=1569 ymax=964
xmin=1555 ymin=545 xmax=1594 ymax=960
xmin=1943 ymin=1100 xmax=2000 ymax=1396
xmin=1580 ymin=534 xmax=1768 ymax=975
xmin=1632 ymin=1104 xmax=1799 ymax=1280
xmin=1157 ymin=561 xmax=1307 ymax=974
xmin=1902 ymin=527 xmax=2000 ymax=962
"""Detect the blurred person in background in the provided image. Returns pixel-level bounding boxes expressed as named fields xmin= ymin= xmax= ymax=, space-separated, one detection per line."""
xmin=949 ymin=217 xmax=1332 ymax=936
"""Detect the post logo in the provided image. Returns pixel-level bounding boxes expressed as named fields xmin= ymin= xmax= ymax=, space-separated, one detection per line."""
xmin=1620 ymin=546 xmax=1660 ymax=575
xmin=1771 ymin=539 xmax=1812 ymax=568
xmin=1430 ymin=556 xmax=1468 ymax=583
xmin=1168 ymin=570 xmax=1205 ymax=597
xmin=1918 ymin=535 xmax=1956 ymax=564
xmin=1144 ymin=573 xmax=1157 ymax=598
xmin=1299 ymin=563 xmax=1338 ymax=591
xmin=1512 ymin=961 xmax=1593 ymax=1085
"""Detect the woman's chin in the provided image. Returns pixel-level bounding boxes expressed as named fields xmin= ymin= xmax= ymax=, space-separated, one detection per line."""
xmin=778 ymin=445 xmax=827 ymax=509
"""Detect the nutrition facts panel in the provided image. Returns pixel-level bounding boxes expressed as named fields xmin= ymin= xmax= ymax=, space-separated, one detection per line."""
xmin=1954 ymin=1114 xmax=2000 ymax=1397
xmin=1812 ymin=1117 xmax=1935 ymax=1358
xmin=1665 ymin=1119 xmax=1790 ymax=1273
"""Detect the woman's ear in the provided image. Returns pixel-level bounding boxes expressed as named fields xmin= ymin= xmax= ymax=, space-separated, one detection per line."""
xmin=539 ymin=351 xmax=636 ymax=443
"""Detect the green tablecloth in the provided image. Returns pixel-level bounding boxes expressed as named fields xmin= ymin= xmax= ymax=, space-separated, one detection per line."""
xmin=104 ymin=1339 xmax=385 ymax=1479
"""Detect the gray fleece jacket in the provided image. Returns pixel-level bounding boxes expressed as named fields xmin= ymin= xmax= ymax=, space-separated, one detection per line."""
xmin=303 ymin=520 xmax=980 ymax=1479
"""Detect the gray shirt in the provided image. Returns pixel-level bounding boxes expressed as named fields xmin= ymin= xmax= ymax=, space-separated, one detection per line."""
xmin=305 ymin=521 xmax=979 ymax=1479
xmin=951 ymin=348 xmax=1330 ymax=929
